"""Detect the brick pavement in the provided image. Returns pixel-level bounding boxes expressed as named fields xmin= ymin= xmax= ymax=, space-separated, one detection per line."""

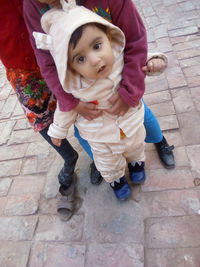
xmin=0 ymin=0 xmax=200 ymax=266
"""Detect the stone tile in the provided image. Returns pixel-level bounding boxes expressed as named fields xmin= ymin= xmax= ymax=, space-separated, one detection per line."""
xmin=146 ymin=248 xmax=200 ymax=267
xmin=170 ymin=34 xmax=200 ymax=45
xmin=158 ymin=114 xmax=179 ymax=131
xmin=165 ymin=51 xmax=180 ymax=68
xmin=162 ymin=129 xmax=184 ymax=147
xmin=0 ymin=178 xmax=12 ymax=196
xmin=39 ymin=198 xmax=58 ymax=215
xmin=149 ymin=101 xmax=175 ymax=117
xmin=26 ymin=141 xmax=51 ymax=156
xmin=0 ymin=144 xmax=28 ymax=161
xmin=183 ymin=65 xmax=200 ymax=78
xmin=186 ymin=75 xmax=200 ymax=88
xmin=142 ymin=189 xmax=200 ymax=218
xmin=8 ymin=128 xmax=42 ymax=145
xmin=166 ymin=67 xmax=187 ymax=88
xmin=155 ymin=37 xmax=173 ymax=53
xmin=12 ymin=101 xmax=24 ymax=116
xmin=1 ymin=94 xmax=18 ymax=114
xmin=153 ymin=24 xmax=168 ymax=39
xmin=143 ymin=91 xmax=171 ymax=106
xmin=173 ymin=39 xmax=200 ymax=51
xmin=190 ymin=87 xmax=200 ymax=111
xmin=0 ymin=82 xmax=12 ymax=101
xmin=86 ymin=243 xmax=144 ymax=267
xmin=186 ymin=145 xmax=200 ymax=178
xmin=4 ymin=194 xmax=39 ymax=216
xmin=142 ymin=167 xmax=194 ymax=192
xmin=10 ymin=175 xmax=45 ymax=195
xmin=83 ymin=182 xmax=144 ymax=244
xmin=180 ymin=56 xmax=200 ymax=68
xmin=14 ymin=118 xmax=32 ymax=130
xmin=0 ymin=241 xmax=31 ymax=267
xmin=0 ymin=197 xmax=7 ymax=215
xmin=178 ymin=112 xmax=200 ymax=145
xmin=168 ymin=26 xmax=198 ymax=37
xmin=0 ymin=216 xmax=38 ymax=240
xmin=35 ymin=215 xmax=84 ymax=242
xmin=145 ymin=75 xmax=169 ymax=94
xmin=145 ymin=216 xmax=200 ymax=248
xmin=176 ymin=47 xmax=200 ymax=60
xmin=29 ymin=242 xmax=85 ymax=267
xmin=0 ymin=159 xmax=22 ymax=178
xmin=173 ymin=146 xmax=190 ymax=167
xmin=0 ymin=120 xmax=16 ymax=145
xmin=172 ymin=88 xmax=196 ymax=113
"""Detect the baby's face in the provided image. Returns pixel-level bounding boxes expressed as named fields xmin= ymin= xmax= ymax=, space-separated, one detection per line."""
xmin=68 ymin=25 xmax=115 ymax=80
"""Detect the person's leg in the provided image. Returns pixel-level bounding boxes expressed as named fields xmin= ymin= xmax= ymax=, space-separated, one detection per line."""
xmin=39 ymin=126 xmax=78 ymax=190
xmin=143 ymin=102 xmax=175 ymax=168
xmin=74 ymin=126 xmax=102 ymax=184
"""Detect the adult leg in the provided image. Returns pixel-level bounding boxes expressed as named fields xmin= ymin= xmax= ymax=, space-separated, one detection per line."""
xmin=143 ymin=102 xmax=175 ymax=168
xmin=74 ymin=126 xmax=103 ymax=184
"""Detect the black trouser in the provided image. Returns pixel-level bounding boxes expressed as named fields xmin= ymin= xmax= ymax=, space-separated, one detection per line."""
xmin=39 ymin=126 xmax=78 ymax=186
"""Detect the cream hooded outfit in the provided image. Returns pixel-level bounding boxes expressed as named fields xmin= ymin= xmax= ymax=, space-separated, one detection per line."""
xmin=33 ymin=0 xmax=163 ymax=183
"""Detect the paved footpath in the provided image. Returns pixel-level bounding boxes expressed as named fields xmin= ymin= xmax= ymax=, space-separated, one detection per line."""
xmin=0 ymin=0 xmax=200 ymax=266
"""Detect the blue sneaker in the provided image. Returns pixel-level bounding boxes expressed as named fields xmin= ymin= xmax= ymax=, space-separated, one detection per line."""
xmin=128 ymin=162 xmax=146 ymax=185
xmin=110 ymin=176 xmax=132 ymax=201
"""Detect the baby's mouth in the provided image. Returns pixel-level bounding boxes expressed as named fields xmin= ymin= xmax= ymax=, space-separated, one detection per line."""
xmin=98 ymin=65 xmax=106 ymax=73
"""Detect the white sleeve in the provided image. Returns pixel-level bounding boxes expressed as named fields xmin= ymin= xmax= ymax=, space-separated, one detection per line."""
xmin=47 ymin=103 xmax=77 ymax=139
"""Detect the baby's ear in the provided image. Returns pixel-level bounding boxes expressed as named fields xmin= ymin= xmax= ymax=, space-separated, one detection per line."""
xmin=33 ymin=32 xmax=53 ymax=50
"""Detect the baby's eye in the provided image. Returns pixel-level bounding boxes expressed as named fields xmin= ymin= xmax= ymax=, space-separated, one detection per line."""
xmin=94 ymin=42 xmax=102 ymax=50
xmin=76 ymin=56 xmax=85 ymax=64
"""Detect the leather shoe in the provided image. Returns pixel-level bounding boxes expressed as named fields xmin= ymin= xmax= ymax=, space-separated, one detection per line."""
xmin=90 ymin=161 xmax=103 ymax=185
xmin=155 ymin=136 xmax=175 ymax=169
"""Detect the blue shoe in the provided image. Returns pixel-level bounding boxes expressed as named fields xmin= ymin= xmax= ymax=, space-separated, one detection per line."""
xmin=110 ymin=176 xmax=132 ymax=201
xmin=128 ymin=162 xmax=146 ymax=185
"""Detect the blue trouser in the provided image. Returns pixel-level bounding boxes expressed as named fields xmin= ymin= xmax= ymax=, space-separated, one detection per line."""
xmin=74 ymin=102 xmax=163 ymax=160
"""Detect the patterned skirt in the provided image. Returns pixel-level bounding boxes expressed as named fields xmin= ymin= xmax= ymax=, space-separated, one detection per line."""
xmin=6 ymin=68 xmax=56 ymax=132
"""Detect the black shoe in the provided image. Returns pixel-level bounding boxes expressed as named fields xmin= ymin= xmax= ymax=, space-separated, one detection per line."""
xmin=90 ymin=161 xmax=103 ymax=185
xmin=58 ymin=151 xmax=78 ymax=188
xmin=155 ymin=136 xmax=175 ymax=169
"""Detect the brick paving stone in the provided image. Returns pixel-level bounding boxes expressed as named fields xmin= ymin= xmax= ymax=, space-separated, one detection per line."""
xmin=154 ymin=37 xmax=173 ymax=53
xmin=168 ymin=19 xmax=195 ymax=31
xmin=0 ymin=241 xmax=31 ymax=267
xmin=4 ymin=194 xmax=39 ymax=216
xmin=166 ymin=66 xmax=187 ymax=88
xmin=85 ymin=243 xmax=144 ymax=267
xmin=186 ymin=145 xmax=200 ymax=179
xmin=0 ymin=178 xmax=12 ymax=196
xmin=144 ymin=91 xmax=171 ymax=106
xmin=12 ymin=101 xmax=24 ymax=116
xmin=0 ymin=120 xmax=15 ymax=145
xmin=148 ymin=102 xmax=175 ymax=117
xmin=178 ymin=111 xmax=200 ymax=145
xmin=26 ymin=141 xmax=51 ymax=156
xmin=39 ymin=198 xmax=58 ymax=215
xmin=146 ymin=248 xmax=200 ymax=267
xmin=9 ymin=175 xmax=45 ymax=195
xmin=176 ymin=48 xmax=200 ymax=60
xmin=157 ymin=114 xmax=179 ymax=131
xmin=183 ymin=66 xmax=200 ymax=78
xmin=153 ymin=24 xmax=168 ymax=39
xmin=180 ymin=56 xmax=200 ymax=68
xmin=14 ymin=118 xmax=32 ymax=130
xmin=146 ymin=15 xmax=161 ymax=28
xmin=170 ymin=34 xmax=200 ymax=45
xmin=29 ymin=242 xmax=85 ymax=267
xmin=186 ymin=76 xmax=200 ymax=88
xmin=165 ymin=51 xmax=180 ymax=68
xmin=162 ymin=129 xmax=184 ymax=147
xmin=0 ymin=99 xmax=5 ymax=112
xmin=0 ymin=197 xmax=7 ymax=215
xmin=172 ymin=88 xmax=196 ymax=113
xmin=145 ymin=216 xmax=200 ymax=248
xmin=173 ymin=39 xmax=200 ymax=52
xmin=169 ymin=26 xmax=198 ymax=37
xmin=145 ymin=75 xmax=169 ymax=94
xmin=35 ymin=215 xmax=84 ymax=242
xmin=0 ymin=159 xmax=22 ymax=178
xmin=173 ymin=146 xmax=190 ymax=167
xmin=142 ymin=189 xmax=200 ymax=218
xmin=142 ymin=167 xmax=194 ymax=192
xmin=0 ymin=82 xmax=12 ymax=101
xmin=8 ymin=128 xmax=42 ymax=145
xmin=0 ymin=143 xmax=28 ymax=161
xmin=1 ymin=94 xmax=17 ymax=114
xmin=190 ymin=87 xmax=200 ymax=111
xmin=0 ymin=216 xmax=38 ymax=240
xmin=83 ymin=182 xmax=144 ymax=244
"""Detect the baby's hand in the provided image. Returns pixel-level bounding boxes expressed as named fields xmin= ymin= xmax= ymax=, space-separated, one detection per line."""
xmin=51 ymin=137 xmax=62 ymax=147
xmin=142 ymin=58 xmax=167 ymax=73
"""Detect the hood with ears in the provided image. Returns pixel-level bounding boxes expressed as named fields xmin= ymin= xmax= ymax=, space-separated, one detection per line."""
xmin=33 ymin=0 xmax=125 ymax=93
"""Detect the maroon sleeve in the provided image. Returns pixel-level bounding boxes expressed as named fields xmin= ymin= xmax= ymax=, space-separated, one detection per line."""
xmin=109 ymin=0 xmax=147 ymax=107
xmin=23 ymin=0 xmax=79 ymax=112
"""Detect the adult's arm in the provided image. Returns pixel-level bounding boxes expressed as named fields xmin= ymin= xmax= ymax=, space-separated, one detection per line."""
xmin=23 ymin=0 xmax=79 ymax=111
xmin=108 ymin=0 xmax=147 ymax=107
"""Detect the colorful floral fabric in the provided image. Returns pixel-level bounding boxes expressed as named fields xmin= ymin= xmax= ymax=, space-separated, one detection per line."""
xmin=6 ymin=68 xmax=56 ymax=132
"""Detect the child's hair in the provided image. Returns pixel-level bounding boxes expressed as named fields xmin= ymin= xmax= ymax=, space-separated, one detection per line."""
xmin=69 ymin=23 xmax=108 ymax=49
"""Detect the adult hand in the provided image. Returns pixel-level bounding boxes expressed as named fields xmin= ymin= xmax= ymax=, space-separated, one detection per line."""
xmin=106 ymin=93 xmax=129 ymax=116
xmin=74 ymin=101 xmax=102 ymax=120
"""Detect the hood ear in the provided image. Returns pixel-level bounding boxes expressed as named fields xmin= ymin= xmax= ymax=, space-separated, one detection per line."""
xmin=33 ymin=32 xmax=53 ymax=50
